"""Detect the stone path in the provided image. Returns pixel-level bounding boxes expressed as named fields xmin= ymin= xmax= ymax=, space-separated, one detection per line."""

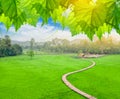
xmin=62 ymin=60 xmax=97 ymax=99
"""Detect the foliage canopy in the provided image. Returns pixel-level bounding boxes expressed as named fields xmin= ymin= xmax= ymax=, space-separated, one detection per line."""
xmin=0 ymin=0 xmax=120 ymax=39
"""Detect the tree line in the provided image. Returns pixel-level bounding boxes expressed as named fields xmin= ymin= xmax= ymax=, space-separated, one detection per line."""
xmin=0 ymin=35 xmax=22 ymax=57
xmin=22 ymin=36 xmax=120 ymax=55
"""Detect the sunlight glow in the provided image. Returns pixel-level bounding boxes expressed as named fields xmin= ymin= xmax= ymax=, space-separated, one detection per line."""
xmin=93 ymin=0 xmax=97 ymax=3
xmin=62 ymin=4 xmax=73 ymax=18
xmin=90 ymin=0 xmax=97 ymax=6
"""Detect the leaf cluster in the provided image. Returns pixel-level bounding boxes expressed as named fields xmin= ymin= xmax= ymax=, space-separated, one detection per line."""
xmin=0 ymin=0 xmax=120 ymax=39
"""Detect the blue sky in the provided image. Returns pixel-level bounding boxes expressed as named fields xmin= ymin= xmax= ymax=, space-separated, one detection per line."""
xmin=0 ymin=18 xmax=88 ymax=42
xmin=0 ymin=18 xmax=120 ymax=42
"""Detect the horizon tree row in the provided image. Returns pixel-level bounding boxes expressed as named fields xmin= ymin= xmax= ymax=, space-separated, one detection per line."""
xmin=0 ymin=35 xmax=22 ymax=57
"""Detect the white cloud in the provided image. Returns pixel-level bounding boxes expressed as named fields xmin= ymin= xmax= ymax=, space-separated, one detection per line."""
xmin=5 ymin=23 xmax=73 ymax=42
xmin=1 ymin=23 xmax=120 ymax=42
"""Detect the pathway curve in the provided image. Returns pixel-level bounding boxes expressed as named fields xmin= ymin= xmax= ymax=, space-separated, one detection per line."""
xmin=62 ymin=59 xmax=96 ymax=99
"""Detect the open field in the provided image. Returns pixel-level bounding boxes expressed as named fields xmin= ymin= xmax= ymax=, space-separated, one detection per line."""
xmin=0 ymin=54 xmax=120 ymax=99
xmin=68 ymin=55 xmax=120 ymax=99
xmin=0 ymin=54 xmax=89 ymax=99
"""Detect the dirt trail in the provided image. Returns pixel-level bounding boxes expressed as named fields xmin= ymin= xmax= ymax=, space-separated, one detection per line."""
xmin=62 ymin=60 xmax=96 ymax=99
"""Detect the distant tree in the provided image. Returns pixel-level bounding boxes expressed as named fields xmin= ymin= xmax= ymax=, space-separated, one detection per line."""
xmin=0 ymin=38 xmax=4 ymax=57
xmin=4 ymin=35 xmax=11 ymax=47
xmin=28 ymin=38 xmax=35 ymax=59
xmin=0 ymin=35 xmax=23 ymax=57
xmin=12 ymin=44 xmax=23 ymax=55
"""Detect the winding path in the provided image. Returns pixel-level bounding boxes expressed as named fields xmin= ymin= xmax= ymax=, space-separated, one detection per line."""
xmin=62 ymin=60 xmax=96 ymax=99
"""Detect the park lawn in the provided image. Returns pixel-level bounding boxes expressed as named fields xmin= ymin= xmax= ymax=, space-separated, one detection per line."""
xmin=0 ymin=54 xmax=120 ymax=99
xmin=68 ymin=55 xmax=120 ymax=99
xmin=0 ymin=54 xmax=90 ymax=99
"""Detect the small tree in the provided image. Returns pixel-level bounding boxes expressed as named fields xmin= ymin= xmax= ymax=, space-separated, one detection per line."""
xmin=28 ymin=38 xmax=35 ymax=59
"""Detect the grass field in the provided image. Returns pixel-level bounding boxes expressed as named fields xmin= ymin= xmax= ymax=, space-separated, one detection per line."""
xmin=0 ymin=54 xmax=89 ymax=99
xmin=0 ymin=54 xmax=120 ymax=99
xmin=68 ymin=55 xmax=120 ymax=99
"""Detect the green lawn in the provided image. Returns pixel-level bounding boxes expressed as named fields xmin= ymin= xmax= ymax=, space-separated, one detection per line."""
xmin=0 ymin=54 xmax=120 ymax=99
xmin=0 ymin=54 xmax=89 ymax=99
xmin=68 ymin=55 xmax=120 ymax=99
